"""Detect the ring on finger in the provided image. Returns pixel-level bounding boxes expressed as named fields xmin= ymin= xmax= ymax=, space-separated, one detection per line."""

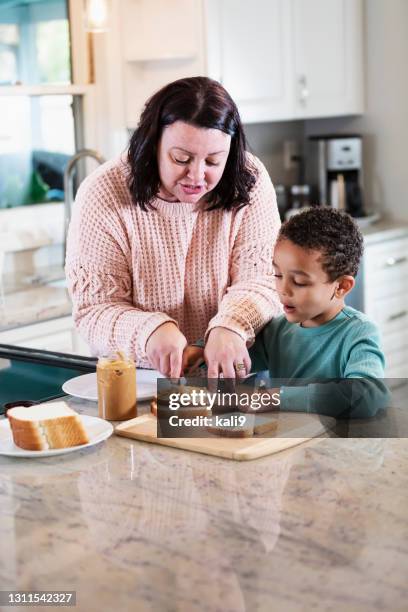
xmin=234 ymin=362 xmax=246 ymax=372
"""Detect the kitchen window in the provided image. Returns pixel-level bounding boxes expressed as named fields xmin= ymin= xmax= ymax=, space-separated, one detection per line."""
xmin=0 ymin=0 xmax=90 ymax=209
xmin=0 ymin=94 xmax=80 ymax=208
xmin=0 ymin=0 xmax=71 ymax=86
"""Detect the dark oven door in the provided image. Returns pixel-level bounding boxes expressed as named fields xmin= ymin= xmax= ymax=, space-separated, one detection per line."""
xmin=0 ymin=345 xmax=97 ymax=415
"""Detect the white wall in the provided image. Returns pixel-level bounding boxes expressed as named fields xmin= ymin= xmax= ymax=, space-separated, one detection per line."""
xmin=304 ymin=0 xmax=408 ymax=220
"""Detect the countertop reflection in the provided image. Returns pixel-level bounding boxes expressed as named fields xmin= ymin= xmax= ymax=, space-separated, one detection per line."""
xmin=0 ymin=397 xmax=407 ymax=612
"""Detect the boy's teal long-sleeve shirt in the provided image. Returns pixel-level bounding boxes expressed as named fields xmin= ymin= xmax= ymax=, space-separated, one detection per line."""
xmin=249 ymin=306 xmax=388 ymax=417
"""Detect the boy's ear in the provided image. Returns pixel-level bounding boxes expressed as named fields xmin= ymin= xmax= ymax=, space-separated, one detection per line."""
xmin=335 ymin=275 xmax=355 ymax=298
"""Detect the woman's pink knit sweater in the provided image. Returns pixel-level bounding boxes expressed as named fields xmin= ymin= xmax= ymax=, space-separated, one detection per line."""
xmin=65 ymin=154 xmax=282 ymax=367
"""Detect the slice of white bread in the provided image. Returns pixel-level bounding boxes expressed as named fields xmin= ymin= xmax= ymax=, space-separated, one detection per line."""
xmin=7 ymin=402 xmax=89 ymax=451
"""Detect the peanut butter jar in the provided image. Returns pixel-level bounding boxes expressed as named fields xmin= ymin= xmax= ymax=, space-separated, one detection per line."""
xmin=97 ymin=352 xmax=137 ymax=421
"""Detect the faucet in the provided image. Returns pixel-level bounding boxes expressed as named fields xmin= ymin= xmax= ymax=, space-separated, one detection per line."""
xmin=63 ymin=149 xmax=105 ymax=264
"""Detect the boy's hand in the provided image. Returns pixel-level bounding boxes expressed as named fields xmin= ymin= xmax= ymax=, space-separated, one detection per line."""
xmin=240 ymin=388 xmax=281 ymax=413
xmin=181 ymin=345 xmax=205 ymax=375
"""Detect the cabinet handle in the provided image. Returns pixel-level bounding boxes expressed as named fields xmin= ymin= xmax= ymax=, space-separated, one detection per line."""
xmin=385 ymin=256 xmax=407 ymax=267
xmin=298 ymin=75 xmax=309 ymax=105
xmin=388 ymin=310 xmax=408 ymax=322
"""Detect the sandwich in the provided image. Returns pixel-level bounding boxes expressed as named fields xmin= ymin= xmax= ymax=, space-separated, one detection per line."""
xmin=7 ymin=402 xmax=89 ymax=451
xmin=151 ymin=385 xmax=212 ymax=418
xmin=206 ymin=412 xmax=278 ymax=438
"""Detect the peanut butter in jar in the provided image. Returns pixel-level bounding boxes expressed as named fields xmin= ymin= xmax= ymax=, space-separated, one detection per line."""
xmin=97 ymin=351 xmax=137 ymax=421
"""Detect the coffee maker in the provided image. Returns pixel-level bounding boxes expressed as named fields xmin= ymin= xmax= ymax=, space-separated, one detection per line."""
xmin=307 ymin=135 xmax=366 ymax=218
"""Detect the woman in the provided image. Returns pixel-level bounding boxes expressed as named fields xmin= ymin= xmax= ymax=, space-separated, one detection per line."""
xmin=66 ymin=77 xmax=281 ymax=378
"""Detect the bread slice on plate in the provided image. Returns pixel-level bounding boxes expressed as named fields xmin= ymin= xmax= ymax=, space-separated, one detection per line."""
xmin=7 ymin=402 xmax=89 ymax=451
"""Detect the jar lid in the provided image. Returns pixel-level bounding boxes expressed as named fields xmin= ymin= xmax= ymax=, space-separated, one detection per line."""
xmin=98 ymin=351 xmax=134 ymax=365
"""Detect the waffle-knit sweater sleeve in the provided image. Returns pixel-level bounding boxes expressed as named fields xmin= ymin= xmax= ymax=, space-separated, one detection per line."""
xmin=205 ymin=159 xmax=282 ymax=344
xmin=65 ymin=167 xmax=177 ymax=362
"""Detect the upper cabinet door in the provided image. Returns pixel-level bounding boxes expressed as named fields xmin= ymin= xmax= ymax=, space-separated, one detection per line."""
xmin=120 ymin=0 xmax=205 ymax=128
xmin=206 ymin=0 xmax=295 ymax=123
xmin=122 ymin=0 xmax=199 ymax=61
xmin=205 ymin=0 xmax=363 ymax=123
xmin=292 ymin=0 xmax=364 ymax=118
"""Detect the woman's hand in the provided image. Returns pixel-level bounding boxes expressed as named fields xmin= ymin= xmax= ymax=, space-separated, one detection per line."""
xmin=205 ymin=328 xmax=251 ymax=379
xmin=181 ymin=345 xmax=205 ymax=375
xmin=146 ymin=322 xmax=187 ymax=377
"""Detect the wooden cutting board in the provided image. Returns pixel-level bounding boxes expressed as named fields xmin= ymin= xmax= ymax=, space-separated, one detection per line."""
xmin=114 ymin=412 xmax=334 ymax=461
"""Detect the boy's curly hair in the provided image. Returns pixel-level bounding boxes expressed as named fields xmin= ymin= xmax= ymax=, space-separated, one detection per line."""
xmin=278 ymin=207 xmax=364 ymax=280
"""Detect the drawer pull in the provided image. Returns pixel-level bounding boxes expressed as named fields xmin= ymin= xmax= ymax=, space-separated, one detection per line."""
xmin=388 ymin=310 xmax=408 ymax=322
xmin=385 ymin=256 xmax=407 ymax=267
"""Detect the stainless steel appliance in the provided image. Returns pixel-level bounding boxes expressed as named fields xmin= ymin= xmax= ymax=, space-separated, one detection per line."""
xmin=307 ymin=135 xmax=366 ymax=218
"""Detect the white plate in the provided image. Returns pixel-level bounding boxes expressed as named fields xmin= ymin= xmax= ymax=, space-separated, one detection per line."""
xmin=62 ymin=369 xmax=165 ymax=402
xmin=0 ymin=414 xmax=113 ymax=458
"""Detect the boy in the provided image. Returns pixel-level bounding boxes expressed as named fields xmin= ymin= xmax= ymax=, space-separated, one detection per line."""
xmin=247 ymin=207 xmax=387 ymax=418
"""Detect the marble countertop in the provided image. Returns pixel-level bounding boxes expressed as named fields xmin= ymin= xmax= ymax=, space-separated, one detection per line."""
xmin=0 ymin=265 xmax=71 ymax=332
xmin=0 ymin=396 xmax=407 ymax=612
xmin=0 ymin=285 xmax=72 ymax=331
xmin=361 ymin=218 xmax=408 ymax=244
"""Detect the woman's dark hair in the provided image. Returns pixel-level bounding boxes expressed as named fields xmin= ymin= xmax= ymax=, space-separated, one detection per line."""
xmin=127 ymin=76 xmax=257 ymax=211
xmin=278 ymin=207 xmax=364 ymax=280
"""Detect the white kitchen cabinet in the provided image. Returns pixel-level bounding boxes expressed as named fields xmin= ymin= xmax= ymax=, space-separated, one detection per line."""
xmin=205 ymin=0 xmax=364 ymax=123
xmin=118 ymin=0 xmax=205 ymax=128
xmin=0 ymin=317 xmax=91 ymax=356
xmin=205 ymin=0 xmax=294 ymax=122
xmin=363 ymin=234 xmax=408 ymax=379
xmin=122 ymin=0 xmax=198 ymax=62
xmin=113 ymin=0 xmax=364 ymax=129
xmin=292 ymin=0 xmax=364 ymax=118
